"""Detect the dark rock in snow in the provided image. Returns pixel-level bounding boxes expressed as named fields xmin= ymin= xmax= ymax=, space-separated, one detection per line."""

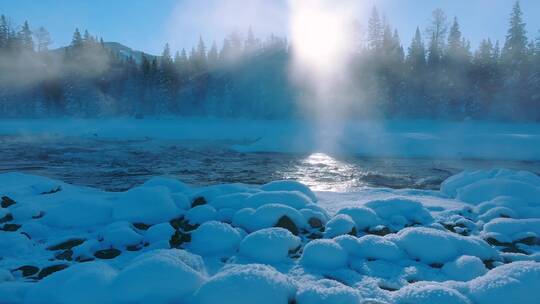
xmin=485 ymin=237 xmax=513 ymax=247
xmin=38 ymin=264 xmax=69 ymax=279
xmin=13 ymin=265 xmax=39 ymax=277
xmin=75 ymin=256 xmax=95 ymax=263
xmin=515 ymin=236 xmax=540 ymax=246
xmin=133 ymin=223 xmax=151 ymax=230
xmin=47 ymin=239 xmax=86 ymax=251
xmin=1 ymin=196 xmax=16 ymax=208
xmin=170 ymin=230 xmax=191 ymax=248
xmin=94 ymin=248 xmax=122 ymax=259
xmin=275 ymin=215 xmax=299 ymax=235
xmin=169 ymin=217 xmax=184 ymax=230
xmin=348 ymin=227 xmax=358 ymax=237
xmin=429 ymin=263 xmax=443 ymax=269
xmin=126 ymin=244 xmax=143 ymax=251
xmin=1 ymin=223 xmax=21 ymax=232
xmin=0 ymin=213 xmax=13 ymax=224
xmin=41 ymin=186 xmax=62 ymax=195
xmin=308 ymin=217 xmax=323 ymax=229
xmin=191 ymin=196 xmax=207 ymax=208
xmin=306 ymin=232 xmax=322 ymax=240
xmin=32 ymin=211 xmax=45 ymax=219
xmin=55 ymin=250 xmax=73 ymax=261
xmin=368 ymin=226 xmax=391 ymax=236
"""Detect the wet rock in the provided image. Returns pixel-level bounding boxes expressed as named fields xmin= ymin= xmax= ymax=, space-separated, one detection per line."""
xmin=38 ymin=264 xmax=69 ymax=279
xmin=169 ymin=230 xmax=191 ymax=248
xmin=485 ymin=237 xmax=513 ymax=247
xmin=368 ymin=226 xmax=391 ymax=236
xmin=0 ymin=213 xmax=13 ymax=224
xmin=308 ymin=217 xmax=323 ymax=229
xmin=32 ymin=211 xmax=45 ymax=219
xmin=1 ymin=196 xmax=16 ymax=208
xmin=275 ymin=215 xmax=299 ymax=235
xmin=47 ymin=239 xmax=86 ymax=251
xmin=55 ymin=250 xmax=73 ymax=261
xmin=41 ymin=186 xmax=62 ymax=195
xmin=126 ymin=244 xmax=143 ymax=251
xmin=191 ymin=196 xmax=207 ymax=208
xmin=133 ymin=223 xmax=151 ymax=230
xmin=1 ymin=224 xmax=21 ymax=232
xmin=13 ymin=265 xmax=39 ymax=277
xmin=94 ymin=248 xmax=121 ymax=259
xmin=169 ymin=217 xmax=184 ymax=230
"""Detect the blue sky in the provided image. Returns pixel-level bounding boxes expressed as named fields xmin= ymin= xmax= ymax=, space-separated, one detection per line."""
xmin=1 ymin=0 xmax=539 ymax=55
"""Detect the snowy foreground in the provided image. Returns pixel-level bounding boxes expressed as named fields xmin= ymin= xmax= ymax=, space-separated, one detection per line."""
xmin=1 ymin=169 xmax=540 ymax=304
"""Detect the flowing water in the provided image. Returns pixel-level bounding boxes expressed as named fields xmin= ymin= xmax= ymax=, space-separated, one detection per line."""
xmin=1 ymin=136 xmax=539 ymax=192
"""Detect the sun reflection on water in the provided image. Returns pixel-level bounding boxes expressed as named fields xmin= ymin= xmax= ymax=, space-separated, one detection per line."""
xmin=286 ymin=152 xmax=360 ymax=192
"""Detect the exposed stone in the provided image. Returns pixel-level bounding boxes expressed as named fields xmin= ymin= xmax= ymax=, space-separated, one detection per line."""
xmin=485 ymin=237 xmax=513 ymax=247
xmin=38 ymin=264 xmax=69 ymax=279
xmin=515 ymin=236 xmax=539 ymax=246
xmin=308 ymin=217 xmax=323 ymax=229
xmin=126 ymin=244 xmax=143 ymax=251
xmin=13 ymin=265 xmax=39 ymax=277
xmin=1 ymin=224 xmax=21 ymax=232
xmin=0 ymin=213 xmax=13 ymax=224
xmin=169 ymin=230 xmax=191 ymax=248
xmin=368 ymin=226 xmax=391 ymax=236
xmin=55 ymin=250 xmax=73 ymax=261
xmin=94 ymin=248 xmax=121 ymax=259
xmin=348 ymin=227 xmax=357 ymax=237
xmin=275 ymin=215 xmax=299 ymax=235
xmin=41 ymin=186 xmax=62 ymax=195
xmin=47 ymin=239 xmax=85 ymax=251
xmin=1 ymin=196 xmax=16 ymax=208
xmin=191 ymin=196 xmax=207 ymax=208
xmin=133 ymin=223 xmax=151 ymax=230
xmin=32 ymin=211 xmax=45 ymax=219
xmin=169 ymin=216 xmax=184 ymax=230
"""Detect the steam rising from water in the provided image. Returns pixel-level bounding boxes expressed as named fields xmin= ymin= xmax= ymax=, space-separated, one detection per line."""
xmin=288 ymin=0 xmax=361 ymax=151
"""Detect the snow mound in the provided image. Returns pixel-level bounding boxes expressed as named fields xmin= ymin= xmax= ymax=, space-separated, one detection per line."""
xmin=141 ymin=176 xmax=190 ymax=194
xmin=466 ymin=261 xmax=540 ymax=304
xmin=209 ymin=193 xmax=251 ymax=210
xmin=301 ymin=239 xmax=348 ymax=270
xmin=324 ymin=214 xmax=356 ymax=238
xmin=233 ymin=204 xmax=305 ymax=233
xmin=100 ymin=221 xmax=142 ymax=248
xmin=26 ymin=262 xmax=117 ymax=304
xmin=112 ymin=249 xmax=205 ymax=303
xmin=483 ymin=218 xmax=540 ymax=242
xmin=354 ymin=235 xmax=405 ymax=261
xmin=441 ymin=169 xmax=540 ymax=205
xmin=0 ymin=172 xmax=65 ymax=197
xmin=239 ymin=228 xmax=301 ymax=263
xmin=190 ymin=221 xmax=243 ymax=256
xmin=260 ymin=180 xmax=318 ymax=202
xmin=112 ymin=186 xmax=179 ymax=224
xmin=296 ymin=279 xmax=361 ymax=304
xmin=336 ymin=207 xmax=381 ymax=231
xmin=246 ymin=191 xmax=313 ymax=209
xmin=186 ymin=205 xmax=218 ymax=224
xmin=365 ymin=198 xmax=433 ymax=230
xmin=392 ymin=227 xmax=497 ymax=264
xmin=193 ymin=264 xmax=295 ymax=304
xmin=42 ymin=197 xmax=112 ymax=228
xmin=144 ymin=222 xmax=175 ymax=243
xmin=393 ymin=282 xmax=471 ymax=304
xmin=442 ymin=255 xmax=487 ymax=281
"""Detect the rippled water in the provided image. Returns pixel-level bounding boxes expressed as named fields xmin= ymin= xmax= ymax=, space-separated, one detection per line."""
xmin=1 ymin=136 xmax=539 ymax=192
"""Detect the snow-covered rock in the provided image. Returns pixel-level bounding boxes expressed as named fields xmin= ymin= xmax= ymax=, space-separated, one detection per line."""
xmin=190 ymin=221 xmax=243 ymax=256
xmin=336 ymin=207 xmax=381 ymax=231
xmin=232 ymin=204 xmax=305 ymax=233
xmin=393 ymin=282 xmax=471 ymax=304
xmin=442 ymin=255 xmax=487 ymax=281
xmin=483 ymin=218 xmax=540 ymax=243
xmin=466 ymin=261 xmax=540 ymax=304
xmin=324 ymin=214 xmax=356 ymax=238
xmin=186 ymin=205 xmax=218 ymax=225
xmin=144 ymin=222 xmax=175 ymax=243
xmin=246 ymin=191 xmax=313 ymax=209
xmin=193 ymin=264 xmax=295 ymax=304
xmin=354 ymin=235 xmax=405 ymax=261
xmin=239 ymin=228 xmax=301 ymax=263
xmin=112 ymin=186 xmax=179 ymax=224
xmin=260 ymin=180 xmax=318 ymax=202
xmin=296 ymin=279 xmax=361 ymax=304
xmin=112 ymin=249 xmax=205 ymax=303
xmin=301 ymin=239 xmax=348 ymax=270
xmin=100 ymin=221 xmax=142 ymax=248
xmin=42 ymin=197 xmax=112 ymax=228
xmin=365 ymin=197 xmax=433 ymax=230
xmin=141 ymin=176 xmax=190 ymax=194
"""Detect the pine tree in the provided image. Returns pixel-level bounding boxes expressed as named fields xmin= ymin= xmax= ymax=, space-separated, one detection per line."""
xmin=18 ymin=21 xmax=34 ymax=51
xmin=426 ymin=9 xmax=448 ymax=67
xmin=207 ymin=41 xmax=219 ymax=66
xmin=34 ymin=26 xmax=52 ymax=52
xmin=407 ymin=27 xmax=426 ymax=70
xmin=244 ymin=27 xmax=259 ymax=54
xmin=503 ymin=1 xmax=527 ymax=65
xmin=367 ymin=7 xmax=383 ymax=50
xmin=447 ymin=17 xmax=463 ymax=58
xmin=71 ymin=28 xmax=83 ymax=48
xmin=0 ymin=15 xmax=9 ymax=49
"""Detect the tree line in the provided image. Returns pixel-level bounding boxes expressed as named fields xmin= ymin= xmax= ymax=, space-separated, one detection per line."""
xmin=0 ymin=1 xmax=539 ymax=120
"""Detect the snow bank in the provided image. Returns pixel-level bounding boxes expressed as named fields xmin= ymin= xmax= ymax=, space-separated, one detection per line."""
xmin=239 ymin=228 xmax=300 ymax=264
xmin=112 ymin=186 xmax=179 ymax=224
xmin=193 ymin=264 xmax=295 ymax=304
